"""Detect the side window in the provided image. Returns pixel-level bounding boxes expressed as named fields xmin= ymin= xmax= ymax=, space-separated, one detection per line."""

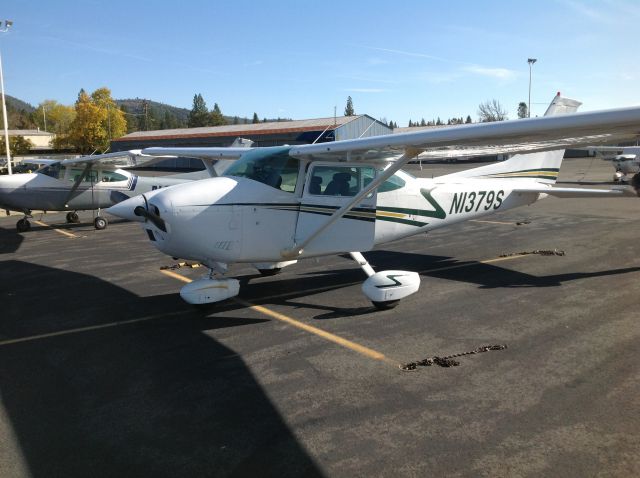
xmin=68 ymin=168 xmax=98 ymax=183
xmin=101 ymin=171 xmax=128 ymax=182
xmin=309 ymin=166 xmax=375 ymax=196
xmin=224 ymin=149 xmax=299 ymax=193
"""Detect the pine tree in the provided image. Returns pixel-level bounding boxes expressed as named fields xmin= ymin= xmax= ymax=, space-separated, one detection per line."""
xmin=465 ymin=115 xmax=472 ymax=124
xmin=408 ymin=119 xmax=413 ymax=127
xmin=252 ymin=112 xmax=259 ymax=124
xmin=344 ymin=96 xmax=355 ymax=116
xmin=210 ymin=102 xmax=226 ymax=126
xmin=188 ymin=93 xmax=209 ymax=127
xmin=420 ymin=118 xmax=426 ymax=127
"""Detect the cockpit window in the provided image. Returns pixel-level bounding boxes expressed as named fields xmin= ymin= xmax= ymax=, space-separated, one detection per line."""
xmin=101 ymin=171 xmax=127 ymax=182
xmin=224 ymin=147 xmax=299 ymax=193
xmin=39 ymin=162 xmax=63 ymax=179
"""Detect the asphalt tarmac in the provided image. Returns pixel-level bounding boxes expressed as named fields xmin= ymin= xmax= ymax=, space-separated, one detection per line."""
xmin=0 ymin=157 xmax=638 ymax=477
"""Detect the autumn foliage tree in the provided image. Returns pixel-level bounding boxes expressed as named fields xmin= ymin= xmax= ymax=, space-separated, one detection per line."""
xmin=65 ymin=88 xmax=127 ymax=154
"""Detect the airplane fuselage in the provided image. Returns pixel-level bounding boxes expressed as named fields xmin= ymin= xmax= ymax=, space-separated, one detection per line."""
xmin=128 ymin=172 xmax=539 ymax=268
xmin=0 ymin=169 xmax=192 ymax=214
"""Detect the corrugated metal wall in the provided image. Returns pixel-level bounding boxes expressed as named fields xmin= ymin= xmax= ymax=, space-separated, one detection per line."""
xmin=334 ymin=115 xmax=392 ymax=141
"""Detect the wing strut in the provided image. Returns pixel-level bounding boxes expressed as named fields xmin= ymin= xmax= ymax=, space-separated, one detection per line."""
xmin=281 ymin=148 xmax=419 ymax=260
xmin=63 ymin=163 xmax=93 ymax=208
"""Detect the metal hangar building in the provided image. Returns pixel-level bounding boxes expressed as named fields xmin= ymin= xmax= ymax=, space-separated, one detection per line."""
xmin=111 ymin=115 xmax=391 ymax=151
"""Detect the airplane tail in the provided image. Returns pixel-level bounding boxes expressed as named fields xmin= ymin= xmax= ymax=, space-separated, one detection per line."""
xmin=441 ymin=93 xmax=582 ymax=184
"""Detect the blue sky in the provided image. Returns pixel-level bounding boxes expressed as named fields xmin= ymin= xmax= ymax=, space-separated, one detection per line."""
xmin=2 ymin=0 xmax=640 ymax=126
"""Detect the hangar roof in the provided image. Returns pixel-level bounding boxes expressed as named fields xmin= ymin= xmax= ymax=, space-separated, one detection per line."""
xmin=113 ymin=115 xmax=369 ymax=143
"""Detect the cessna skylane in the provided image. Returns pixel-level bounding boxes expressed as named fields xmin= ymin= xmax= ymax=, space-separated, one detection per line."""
xmin=0 ymin=142 xmax=250 ymax=232
xmin=108 ymin=94 xmax=640 ymax=309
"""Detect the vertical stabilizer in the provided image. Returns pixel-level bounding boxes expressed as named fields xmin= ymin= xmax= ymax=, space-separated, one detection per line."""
xmin=440 ymin=93 xmax=582 ymax=184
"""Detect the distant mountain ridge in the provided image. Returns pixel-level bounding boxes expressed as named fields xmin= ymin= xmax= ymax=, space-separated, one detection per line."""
xmin=4 ymin=95 xmax=291 ymax=131
xmin=115 ymin=98 xmax=191 ymax=124
xmin=5 ymin=95 xmax=35 ymax=114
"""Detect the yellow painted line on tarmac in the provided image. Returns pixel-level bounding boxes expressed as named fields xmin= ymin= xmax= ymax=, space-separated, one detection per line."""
xmin=0 ymin=311 xmax=187 ymax=347
xmin=160 ymin=268 xmax=194 ymax=283
xmin=470 ymin=219 xmax=515 ymax=225
xmin=160 ymin=269 xmax=398 ymax=366
xmin=33 ymin=220 xmax=79 ymax=238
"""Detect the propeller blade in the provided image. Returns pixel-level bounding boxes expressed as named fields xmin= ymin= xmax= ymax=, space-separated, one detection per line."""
xmin=134 ymin=204 xmax=167 ymax=232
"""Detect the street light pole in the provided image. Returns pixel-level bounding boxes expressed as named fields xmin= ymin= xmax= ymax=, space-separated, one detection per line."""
xmin=1 ymin=20 xmax=13 ymax=175
xmin=527 ymin=58 xmax=537 ymax=118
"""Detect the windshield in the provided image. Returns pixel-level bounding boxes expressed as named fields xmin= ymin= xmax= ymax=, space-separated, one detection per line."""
xmin=225 ymin=147 xmax=299 ymax=193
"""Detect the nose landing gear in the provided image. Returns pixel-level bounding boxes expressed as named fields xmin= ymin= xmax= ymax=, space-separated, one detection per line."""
xmin=16 ymin=217 xmax=31 ymax=232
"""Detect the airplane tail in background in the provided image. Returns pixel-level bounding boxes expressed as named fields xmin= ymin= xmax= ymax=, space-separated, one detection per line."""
xmin=441 ymin=94 xmax=582 ymax=184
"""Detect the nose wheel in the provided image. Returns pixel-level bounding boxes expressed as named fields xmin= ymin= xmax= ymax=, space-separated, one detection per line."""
xmin=66 ymin=211 xmax=80 ymax=223
xmin=94 ymin=216 xmax=108 ymax=230
xmin=16 ymin=218 xmax=31 ymax=232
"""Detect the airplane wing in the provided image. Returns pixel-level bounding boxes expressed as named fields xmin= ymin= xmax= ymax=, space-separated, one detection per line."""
xmin=60 ymin=150 xmax=178 ymax=169
xmin=140 ymin=147 xmax=252 ymax=160
xmin=288 ymin=105 xmax=640 ymax=163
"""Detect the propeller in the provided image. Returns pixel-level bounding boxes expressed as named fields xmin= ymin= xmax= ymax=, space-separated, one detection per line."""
xmin=134 ymin=194 xmax=167 ymax=232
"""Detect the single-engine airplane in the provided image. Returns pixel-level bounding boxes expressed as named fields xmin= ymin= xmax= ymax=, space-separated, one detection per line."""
xmin=108 ymin=94 xmax=640 ymax=309
xmin=612 ymin=154 xmax=640 ymax=182
xmin=0 ymin=141 xmax=250 ymax=232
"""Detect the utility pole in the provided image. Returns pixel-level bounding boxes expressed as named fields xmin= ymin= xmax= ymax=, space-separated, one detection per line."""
xmin=0 ymin=20 xmax=13 ymax=175
xmin=42 ymin=104 xmax=47 ymax=132
xmin=527 ymin=58 xmax=537 ymax=118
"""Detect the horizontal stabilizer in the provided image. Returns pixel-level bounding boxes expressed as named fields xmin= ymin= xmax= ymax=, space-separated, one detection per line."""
xmin=514 ymin=186 xmax=636 ymax=198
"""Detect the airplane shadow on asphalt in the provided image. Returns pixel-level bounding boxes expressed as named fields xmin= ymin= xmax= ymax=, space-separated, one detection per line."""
xmin=234 ymin=250 xmax=640 ymax=319
xmin=0 ymin=225 xmax=24 ymax=254
xmin=0 ymin=260 xmax=323 ymax=478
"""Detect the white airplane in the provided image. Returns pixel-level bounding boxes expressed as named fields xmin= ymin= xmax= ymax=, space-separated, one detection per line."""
xmin=108 ymin=94 xmax=640 ymax=309
xmin=612 ymin=154 xmax=640 ymax=182
xmin=0 ymin=142 xmax=250 ymax=232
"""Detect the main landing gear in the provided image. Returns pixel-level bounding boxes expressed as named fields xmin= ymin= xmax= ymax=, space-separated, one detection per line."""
xmin=350 ymin=252 xmax=420 ymax=310
xmin=65 ymin=210 xmax=109 ymax=230
xmin=177 ymin=254 xmax=421 ymax=310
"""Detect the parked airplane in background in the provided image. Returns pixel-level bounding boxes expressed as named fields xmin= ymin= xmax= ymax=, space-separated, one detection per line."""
xmin=108 ymin=94 xmax=640 ymax=309
xmin=612 ymin=154 xmax=640 ymax=182
xmin=0 ymin=140 xmax=251 ymax=232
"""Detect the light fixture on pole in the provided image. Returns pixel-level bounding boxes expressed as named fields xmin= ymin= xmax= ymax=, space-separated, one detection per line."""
xmin=1 ymin=19 xmax=14 ymax=175
xmin=527 ymin=58 xmax=537 ymax=118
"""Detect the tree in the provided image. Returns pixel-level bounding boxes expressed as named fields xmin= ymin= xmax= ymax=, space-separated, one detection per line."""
xmin=0 ymin=136 xmax=34 ymax=156
xmin=478 ymin=99 xmax=508 ymax=122
xmin=465 ymin=115 xmax=472 ymax=124
xmin=91 ymin=87 xmax=127 ymax=143
xmin=33 ymin=100 xmax=76 ymax=136
xmin=408 ymin=119 xmax=413 ymax=127
xmin=344 ymin=96 xmax=355 ymax=116
xmin=188 ymin=93 xmax=210 ymax=127
xmin=210 ymin=103 xmax=226 ymax=126
xmin=65 ymin=87 xmax=127 ymax=154
xmin=420 ymin=118 xmax=426 ymax=127
xmin=252 ymin=112 xmax=259 ymax=124
xmin=517 ymin=101 xmax=528 ymax=119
